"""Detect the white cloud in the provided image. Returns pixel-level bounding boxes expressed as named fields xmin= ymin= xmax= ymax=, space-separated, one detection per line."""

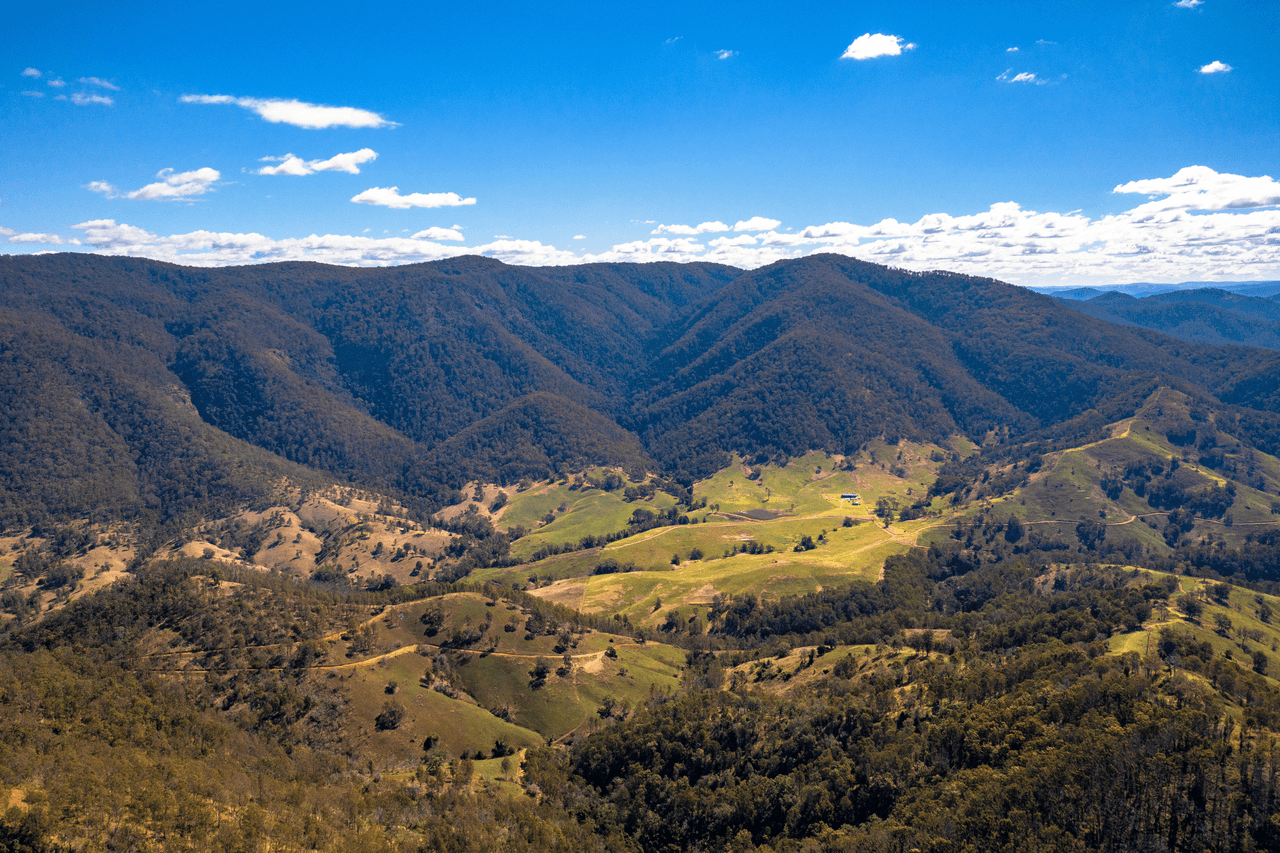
xmin=410 ymin=226 xmax=464 ymax=241
xmin=1007 ymin=47 xmax=1019 ymax=52
xmin=1113 ymin=165 xmax=1280 ymax=213
xmin=841 ymin=33 xmax=916 ymax=61
xmin=1036 ymin=39 xmax=1057 ymax=45
xmin=88 ymin=167 xmax=221 ymax=200
xmin=21 ymin=67 xmax=41 ymax=78
xmin=8 ymin=232 xmax=67 ymax=244
xmin=21 ymin=90 xmax=43 ymax=98
xmin=573 ymin=234 xmax=586 ymax=240
xmin=78 ymin=76 xmax=119 ymax=90
xmin=651 ymin=221 xmax=730 ymax=235
xmin=14 ymin=165 xmax=1275 ymax=286
xmin=1199 ymin=60 xmax=1232 ymax=74
xmin=1175 ymin=0 xmax=1203 ymax=7
xmin=665 ymin=36 xmax=682 ymax=44
xmin=734 ymin=216 xmax=781 ymax=232
xmin=716 ymin=50 xmax=737 ymax=60
xmin=70 ymin=92 xmax=113 ymax=106
xmin=709 ymin=235 xmax=757 ymax=247
xmin=47 ymin=77 xmax=65 ymax=87
xmin=351 ymin=187 xmax=476 ymax=209
xmin=258 ymin=148 xmax=377 ymax=176
xmin=997 ymin=69 xmax=1043 ymax=84
xmin=66 ymin=219 xmax=576 ymax=266
xmin=180 ymin=94 xmax=395 ymax=129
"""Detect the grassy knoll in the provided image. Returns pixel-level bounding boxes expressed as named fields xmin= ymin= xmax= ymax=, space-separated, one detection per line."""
xmin=1106 ymin=568 xmax=1280 ymax=686
xmin=928 ymin=388 xmax=1280 ymax=553
xmin=506 ymin=486 xmax=678 ymax=560
xmin=320 ymin=592 xmax=684 ymax=746
xmin=325 ymin=654 xmax=545 ymax=767
xmin=452 ymin=639 xmax=683 ymax=741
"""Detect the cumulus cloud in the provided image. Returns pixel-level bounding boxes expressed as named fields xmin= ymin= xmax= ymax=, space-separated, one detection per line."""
xmin=1007 ymin=47 xmax=1019 ymax=52
xmin=66 ymin=219 xmax=574 ymax=266
xmin=841 ymin=33 xmax=915 ymax=61
xmin=88 ymin=167 xmax=221 ymax=200
xmin=1175 ymin=0 xmax=1203 ymax=7
xmin=13 ymin=165 xmax=1276 ymax=286
xmin=716 ymin=50 xmax=737 ymax=60
xmin=351 ymin=187 xmax=476 ymax=209
xmin=1199 ymin=60 xmax=1231 ymax=74
xmin=8 ymin=233 xmax=69 ymax=244
xmin=651 ymin=221 xmax=730 ymax=235
xmin=734 ymin=216 xmax=781 ymax=232
xmin=573 ymin=234 xmax=586 ymax=240
xmin=1114 ymin=165 xmax=1280 ymax=213
xmin=79 ymin=76 xmax=119 ymax=90
xmin=258 ymin=148 xmax=377 ymax=176
xmin=410 ymin=226 xmax=464 ymax=241
xmin=180 ymin=94 xmax=394 ymax=129
xmin=21 ymin=67 xmax=41 ymax=77
xmin=47 ymin=77 xmax=65 ymax=87
xmin=70 ymin=92 xmax=113 ymax=106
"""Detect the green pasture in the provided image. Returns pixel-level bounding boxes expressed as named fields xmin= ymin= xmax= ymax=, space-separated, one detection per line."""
xmin=507 ymin=486 xmax=677 ymax=560
xmin=532 ymin=524 xmax=903 ymax=627
xmin=453 ymin=640 xmax=683 ymax=741
xmin=318 ymin=654 xmax=544 ymax=767
xmin=1107 ymin=567 xmax=1280 ymax=685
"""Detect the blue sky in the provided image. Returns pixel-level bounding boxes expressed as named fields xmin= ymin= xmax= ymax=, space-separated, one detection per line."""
xmin=4 ymin=0 xmax=1278 ymax=284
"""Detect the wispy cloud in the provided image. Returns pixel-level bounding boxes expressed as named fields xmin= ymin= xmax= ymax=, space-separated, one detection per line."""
xmin=180 ymin=94 xmax=395 ymax=129
xmin=997 ymin=69 xmax=1042 ymax=84
xmin=1036 ymin=39 xmax=1057 ymax=45
xmin=351 ymin=187 xmax=476 ymax=209
xmin=21 ymin=91 xmax=43 ymax=98
xmin=716 ymin=49 xmax=737 ymax=60
xmin=1006 ymin=47 xmax=1019 ymax=52
xmin=1199 ymin=60 xmax=1232 ymax=74
xmin=88 ymin=167 xmax=221 ymax=200
xmin=47 ymin=77 xmax=66 ymax=87
xmin=78 ymin=76 xmax=119 ymax=90
xmin=21 ymin=67 xmax=41 ymax=78
xmin=665 ymin=36 xmax=682 ymax=44
xmin=70 ymin=92 xmax=114 ymax=106
xmin=1175 ymin=0 xmax=1203 ymax=7
xmin=258 ymin=148 xmax=378 ymax=176
xmin=841 ymin=33 xmax=916 ymax=61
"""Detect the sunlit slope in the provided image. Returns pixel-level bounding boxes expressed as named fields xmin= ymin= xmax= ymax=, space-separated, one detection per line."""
xmin=927 ymin=387 xmax=1280 ymax=554
xmin=474 ymin=445 xmax=958 ymax=628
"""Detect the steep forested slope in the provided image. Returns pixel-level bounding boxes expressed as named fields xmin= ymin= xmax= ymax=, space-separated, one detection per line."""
xmin=1059 ymin=288 xmax=1280 ymax=350
xmin=5 ymin=251 xmax=1280 ymax=527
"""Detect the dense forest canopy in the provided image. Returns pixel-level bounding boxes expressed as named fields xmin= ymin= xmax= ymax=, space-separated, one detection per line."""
xmin=5 ymin=251 xmax=1280 ymax=530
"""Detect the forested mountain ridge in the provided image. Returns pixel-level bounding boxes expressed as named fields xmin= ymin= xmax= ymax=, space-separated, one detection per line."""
xmin=4 ymin=251 xmax=1280 ymax=528
xmin=1057 ymin=286 xmax=1280 ymax=351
